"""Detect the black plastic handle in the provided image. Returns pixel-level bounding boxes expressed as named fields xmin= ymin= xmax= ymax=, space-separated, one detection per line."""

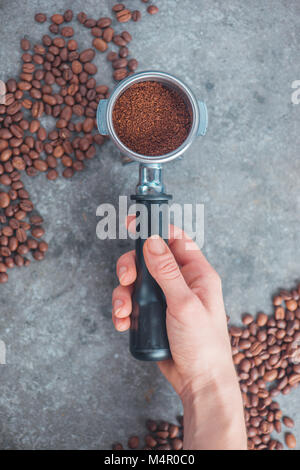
xmin=129 ymin=194 xmax=172 ymax=361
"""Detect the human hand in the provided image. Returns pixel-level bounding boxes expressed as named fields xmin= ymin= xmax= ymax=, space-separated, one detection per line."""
xmin=112 ymin=226 xmax=247 ymax=449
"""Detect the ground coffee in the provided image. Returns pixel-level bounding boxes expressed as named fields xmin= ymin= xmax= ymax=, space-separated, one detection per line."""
xmin=112 ymin=81 xmax=192 ymax=156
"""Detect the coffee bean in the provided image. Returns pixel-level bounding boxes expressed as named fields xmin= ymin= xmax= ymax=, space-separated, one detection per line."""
xmin=61 ymin=27 xmax=74 ymax=38
xmin=113 ymin=34 xmax=127 ymax=47
xmin=62 ymin=167 xmax=74 ymax=178
xmin=79 ymin=49 xmax=95 ymax=63
xmin=33 ymin=250 xmax=44 ymax=261
xmin=121 ymin=31 xmax=132 ymax=43
xmin=285 ymin=299 xmax=297 ymax=311
xmin=113 ymin=68 xmax=127 ymax=81
xmin=145 ymin=435 xmax=157 ymax=448
xmin=35 ymin=13 xmax=47 ymax=23
xmin=172 ymin=438 xmax=183 ymax=450
xmin=112 ymin=442 xmax=123 ymax=450
xmin=285 ymin=433 xmax=296 ymax=449
xmin=0 ymin=272 xmax=8 ymax=283
xmin=21 ymin=38 xmax=31 ymax=51
xmin=116 ymin=9 xmax=132 ymax=23
xmin=128 ymin=59 xmax=138 ymax=71
xmin=103 ymin=27 xmax=114 ymax=43
xmin=257 ymin=313 xmax=268 ymax=326
xmin=97 ymin=17 xmax=112 ymax=28
xmin=93 ymin=38 xmax=108 ymax=52
xmin=51 ymin=14 xmax=64 ymax=25
xmin=107 ymin=51 xmax=118 ymax=62
xmin=128 ymin=436 xmax=139 ymax=449
xmin=77 ymin=12 xmax=87 ymax=24
xmin=119 ymin=46 xmax=129 ymax=58
xmin=132 ymin=10 xmax=142 ymax=22
xmin=0 ymin=192 xmax=10 ymax=208
xmin=112 ymin=3 xmax=125 ymax=12
xmin=49 ymin=24 xmax=59 ymax=34
xmin=147 ymin=5 xmax=159 ymax=15
xmin=112 ymin=58 xmax=128 ymax=69
xmin=64 ymin=9 xmax=73 ymax=22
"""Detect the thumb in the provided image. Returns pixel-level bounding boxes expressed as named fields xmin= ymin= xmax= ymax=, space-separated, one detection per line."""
xmin=143 ymin=235 xmax=195 ymax=315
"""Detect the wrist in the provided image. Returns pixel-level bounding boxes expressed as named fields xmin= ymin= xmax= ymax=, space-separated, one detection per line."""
xmin=180 ymin=368 xmax=247 ymax=450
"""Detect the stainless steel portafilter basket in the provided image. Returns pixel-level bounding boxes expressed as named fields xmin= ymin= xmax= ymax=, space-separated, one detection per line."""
xmin=97 ymin=71 xmax=208 ymax=361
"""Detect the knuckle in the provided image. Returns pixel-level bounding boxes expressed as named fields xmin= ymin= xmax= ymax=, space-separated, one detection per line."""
xmin=156 ymin=256 xmax=181 ymax=281
xmin=181 ymin=294 xmax=199 ymax=312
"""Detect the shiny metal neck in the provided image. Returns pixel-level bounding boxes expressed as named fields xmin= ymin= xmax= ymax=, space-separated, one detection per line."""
xmin=136 ymin=164 xmax=165 ymax=196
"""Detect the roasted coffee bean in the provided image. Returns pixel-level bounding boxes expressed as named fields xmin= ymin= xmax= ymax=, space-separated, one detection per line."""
xmin=112 ymin=442 xmax=123 ymax=450
xmin=128 ymin=58 xmax=138 ymax=71
xmin=51 ymin=14 xmax=64 ymax=25
xmin=132 ymin=10 xmax=142 ymax=22
xmin=116 ymin=9 xmax=132 ymax=23
xmin=113 ymin=68 xmax=128 ymax=81
xmin=147 ymin=5 xmax=159 ymax=15
xmin=49 ymin=23 xmax=59 ymax=34
xmin=61 ymin=27 xmax=74 ymax=38
xmin=97 ymin=17 xmax=112 ymax=28
xmin=79 ymin=48 xmax=95 ymax=63
xmin=0 ymin=192 xmax=10 ymax=208
xmin=128 ymin=436 xmax=139 ymax=449
xmin=21 ymin=38 xmax=31 ymax=51
xmin=112 ymin=58 xmax=128 ymax=69
xmin=107 ymin=51 xmax=118 ymax=62
xmin=112 ymin=3 xmax=125 ymax=12
xmin=283 ymin=416 xmax=294 ymax=428
xmin=113 ymin=35 xmax=127 ymax=47
xmin=285 ymin=433 xmax=296 ymax=449
xmin=84 ymin=63 xmax=97 ymax=75
xmin=64 ymin=9 xmax=73 ymax=22
xmin=0 ymin=272 xmax=8 ymax=283
xmin=77 ymin=12 xmax=87 ymax=24
xmin=121 ymin=31 xmax=132 ymax=43
xmin=103 ymin=27 xmax=114 ymax=43
xmin=93 ymin=38 xmax=108 ymax=52
xmin=119 ymin=46 xmax=129 ymax=58
xmin=35 ymin=13 xmax=47 ymax=23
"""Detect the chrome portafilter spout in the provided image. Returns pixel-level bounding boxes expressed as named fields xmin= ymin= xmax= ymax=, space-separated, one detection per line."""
xmin=97 ymin=71 xmax=208 ymax=361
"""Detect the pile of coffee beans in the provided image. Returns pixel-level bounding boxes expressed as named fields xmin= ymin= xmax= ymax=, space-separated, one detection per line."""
xmin=0 ymin=3 xmax=159 ymax=283
xmin=113 ymin=416 xmax=184 ymax=450
xmin=113 ymin=284 xmax=300 ymax=450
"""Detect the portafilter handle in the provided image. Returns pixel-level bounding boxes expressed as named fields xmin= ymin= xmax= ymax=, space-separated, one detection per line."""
xmin=130 ymin=164 xmax=172 ymax=361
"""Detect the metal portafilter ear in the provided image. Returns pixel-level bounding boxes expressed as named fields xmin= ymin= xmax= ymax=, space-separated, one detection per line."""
xmin=97 ymin=71 xmax=208 ymax=361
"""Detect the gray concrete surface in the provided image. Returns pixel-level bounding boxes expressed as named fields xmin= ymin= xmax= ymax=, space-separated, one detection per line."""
xmin=0 ymin=0 xmax=299 ymax=450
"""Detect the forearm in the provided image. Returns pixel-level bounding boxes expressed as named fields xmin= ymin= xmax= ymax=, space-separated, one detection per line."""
xmin=181 ymin=370 xmax=247 ymax=450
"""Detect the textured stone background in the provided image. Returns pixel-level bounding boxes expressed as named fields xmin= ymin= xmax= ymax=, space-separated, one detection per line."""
xmin=0 ymin=0 xmax=299 ymax=450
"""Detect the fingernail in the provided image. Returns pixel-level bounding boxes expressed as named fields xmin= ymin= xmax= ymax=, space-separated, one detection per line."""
xmin=113 ymin=299 xmax=123 ymax=316
xmin=118 ymin=266 xmax=127 ymax=282
xmin=147 ymin=236 xmax=166 ymax=255
xmin=115 ymin=318 xmax=127 ymax=332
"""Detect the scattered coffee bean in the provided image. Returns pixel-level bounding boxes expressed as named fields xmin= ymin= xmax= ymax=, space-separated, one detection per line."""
xmin=147 ymin=5 xmax=159 ymax=15
xmin=116 ymin=9 xmax=132 ymax=23
xmin=132 ymin=10 xmax=142 ymax=22
xmin=285 ymin=433 xmax=296 ymax=449
xmin=35 ymin=13 xmax=47 ymax=23
xmin=128 ymin=436 xmax=139 ymax=449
